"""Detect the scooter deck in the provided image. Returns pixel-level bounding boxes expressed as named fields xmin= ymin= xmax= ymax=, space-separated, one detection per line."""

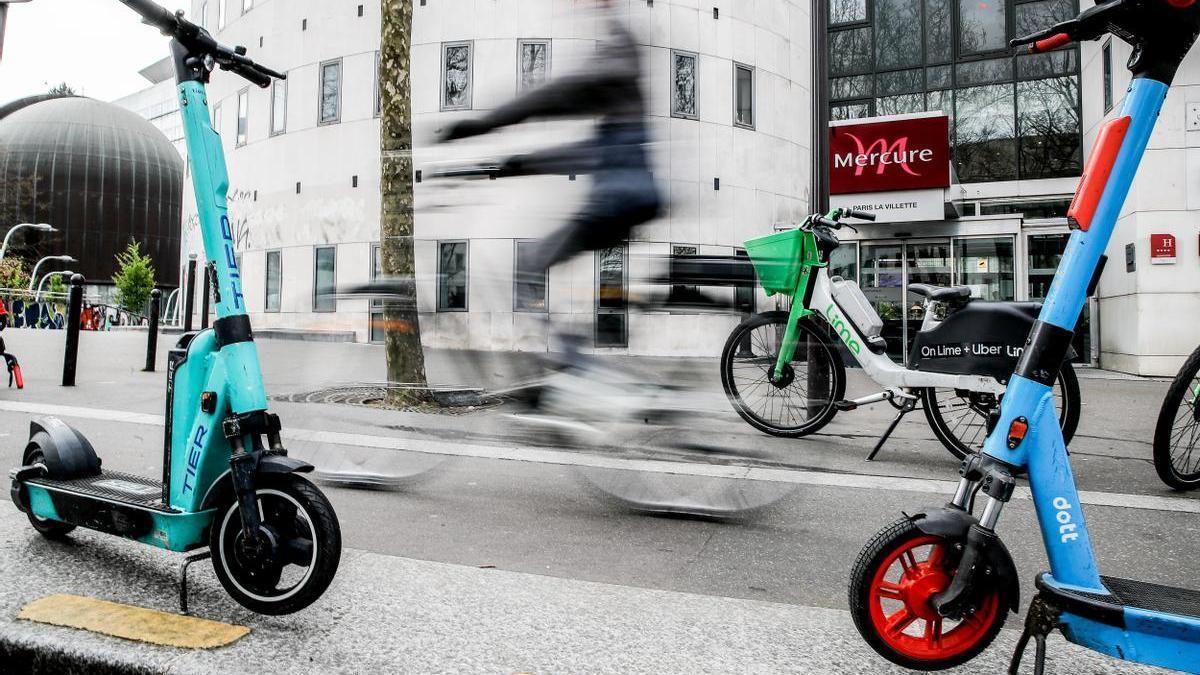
xmin=1038 ymin=573 xmax=1200 ymax=623
xmin=27 ymin=470 xmax=175 ymax=513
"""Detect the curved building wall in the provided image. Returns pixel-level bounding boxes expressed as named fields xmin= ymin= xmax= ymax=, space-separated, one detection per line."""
xmin=0 ymin=96 xmax=183 ymax=285
xmin=189 ymin=0 xmax=812 ymax=354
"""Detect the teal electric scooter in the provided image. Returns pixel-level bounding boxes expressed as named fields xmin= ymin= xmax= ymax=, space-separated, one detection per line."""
xmin=8 ymin=0 xmax=341 ymax=615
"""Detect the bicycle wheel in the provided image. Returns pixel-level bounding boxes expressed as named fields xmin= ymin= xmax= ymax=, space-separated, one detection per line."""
xmin=922 ymin=362 xmax=1080 ymax=460
xmin=720 ymin=311 xmax=845 ymax=437
xmin=1153 ymin=345 xmax=1200 ymax=490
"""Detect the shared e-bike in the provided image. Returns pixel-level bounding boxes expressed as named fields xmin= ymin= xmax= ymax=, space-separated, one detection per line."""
xmin=721 ymin=209 xmax=1081 ymax=460
xmin=849 ymin=0 xmax=1200 ymax=671
xmin=8 ymin=0 xmax=340 ymax=615
xmin=1153 ymin=342 xmax=1200 ymax=490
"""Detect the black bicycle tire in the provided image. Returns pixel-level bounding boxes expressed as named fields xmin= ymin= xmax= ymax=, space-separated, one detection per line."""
xmin=720 ymin=311 xmax=846 ymax=437
xmin=1153 ymin=345 xmax=1200 ymax=490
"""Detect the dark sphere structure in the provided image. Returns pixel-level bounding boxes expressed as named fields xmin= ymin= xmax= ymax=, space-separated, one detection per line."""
xmin=0 ymin=96 xmax=182 ymax=284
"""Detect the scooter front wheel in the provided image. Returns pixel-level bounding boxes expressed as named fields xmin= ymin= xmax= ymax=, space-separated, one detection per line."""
xmin=849 ymin=518 xmax=1008 ymax=671
xmin=210 ymin=473 xmax=341 ymax=615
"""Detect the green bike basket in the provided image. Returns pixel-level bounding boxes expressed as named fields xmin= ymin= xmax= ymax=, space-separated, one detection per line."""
xmin=745 ymin=229 xmax=807 ymax=296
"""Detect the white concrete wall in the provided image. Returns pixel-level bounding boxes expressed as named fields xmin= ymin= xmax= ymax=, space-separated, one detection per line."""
xmin=183 ymin=0 xmax=812 ymax=352
xmin=1081 ymin=20 xmax=1200 ymax=376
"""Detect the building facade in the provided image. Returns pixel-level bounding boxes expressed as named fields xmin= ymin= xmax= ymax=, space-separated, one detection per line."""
xmin=183 ymin=0 xmax=815 ymax=355
xmin=823 ymin=0 xmax=1094 ymax=364
xmin=144 ymin=0 xmax=1198 ymax=373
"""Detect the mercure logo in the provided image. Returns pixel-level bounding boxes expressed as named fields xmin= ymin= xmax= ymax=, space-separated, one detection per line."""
xmin=833 ymin=133 xmax=933 ymax=178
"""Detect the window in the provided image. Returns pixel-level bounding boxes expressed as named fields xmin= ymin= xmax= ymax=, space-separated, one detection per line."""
xmin=954 ymin=237 xmax=1015 ymax=301
xmin=925 ymin=0 xmax=952 ymax=63
xmin=875 ymin=0 xmax=923 ymax=70
xmin=242 ymin=0 xmax=252 ymax=14
xmin=672 ymin=50 xmax=698 ymax=119
xmin=270 ymin=78 xmax=286 ymax=135
xmin=218 ymin=0 xmax=226 ymax=29
xmin=734 ymin=64 xmax=754 ymax=128
xmin=958 ymin=0 xmax=1007 ymax=55
xmin=313 ymin=246 xmax=337 ymax=312
xmin=370 ymin=244 xmax=385 ymax=342
xmin=199 ymin=2 xmax=209 ymax=29
xmin=1017 ymin=76 xmax=1081 ymax=179
xmin=265 ymin=250 xmax=281 ymax=312
xmin=374 ymin=51 xmax=382 ymax=117
xmin=830 ymin=0 xmax=868 ymax=24
xmin=828 ymin=27 xmax=872 ymax=76
xmin=596 ymin=246 xmax=627 ymax=348
xmin=235 ymin=89 xmax=249 ymax=146
xmin=437 ymin=242 xmax=468 ymax=311
xmin=514 ymin=240 xmax=548 ymax=312
xmin=955 ymin=83 xmax=1018 ymax=182
xmin=1102 ymin=40 xmax=1113 ymax=112
xmin=319 ymin=59 xmax=342 ymax=125
xmin=518 ymin=40 xmax=551 ymax=92
xmin=441 ymin=42 xmax=473 ymax=110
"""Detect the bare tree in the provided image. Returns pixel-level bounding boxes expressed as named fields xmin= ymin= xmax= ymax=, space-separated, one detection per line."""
xmin=379 ymin=0 xmax=429 ymax=404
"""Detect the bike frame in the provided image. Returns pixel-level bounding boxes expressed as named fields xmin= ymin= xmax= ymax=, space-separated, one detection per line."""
xmin=770 ymin=229 xmax=1002 ymax=395
xmin=979 ymin=77 xmax=1199 ymax=671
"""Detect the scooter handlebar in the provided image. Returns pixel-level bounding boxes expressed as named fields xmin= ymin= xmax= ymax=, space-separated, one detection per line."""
xmin=846 ymin=209 xmax=876 ymax=221
xmin=116 ymin=0 xmax=179 ymax=34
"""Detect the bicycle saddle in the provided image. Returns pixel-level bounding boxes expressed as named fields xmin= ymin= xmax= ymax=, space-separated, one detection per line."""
xmin=908 ymin=284 xmax=972 ymax=302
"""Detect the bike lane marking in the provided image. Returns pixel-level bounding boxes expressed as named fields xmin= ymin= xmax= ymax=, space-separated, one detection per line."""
xmin=2 ymin=399 xmax=1198 ymax=515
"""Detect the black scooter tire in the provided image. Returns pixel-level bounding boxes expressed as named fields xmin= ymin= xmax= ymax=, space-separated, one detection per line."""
xmin=720 ymin=311 xmax=846 ymax=438
xmin=1153 ymin=345 xmax=1200 ymax=490
xmin=20 ymin=447 xmax=76 ymax=539
xmin=210 ymin=473 xmax=341 ymax=615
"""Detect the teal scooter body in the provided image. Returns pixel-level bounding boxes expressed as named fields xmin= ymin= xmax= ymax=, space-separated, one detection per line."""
xmin=9 ymin=0 xmax=340 ymax=615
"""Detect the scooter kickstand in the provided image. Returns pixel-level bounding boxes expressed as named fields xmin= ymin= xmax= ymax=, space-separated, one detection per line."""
xmin=865 ymin=398 xmax=916 ymax=461
xmin=1008 ymin=595 xmax=1060 ymax=675
xmin=179 ymin=550 xmax=212 ymax=615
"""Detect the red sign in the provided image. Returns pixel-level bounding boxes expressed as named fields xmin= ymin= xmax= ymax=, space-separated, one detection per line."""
xmin=1150 ymin=233 xmax=1177 ymax=264
xmin=829 ymin=115 xmax=951 ymax=195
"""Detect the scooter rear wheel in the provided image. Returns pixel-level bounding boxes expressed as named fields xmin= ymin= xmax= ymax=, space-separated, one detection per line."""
xmin=21 ymin=448 xmax=76 ymax=539
xmin=849 ymin=518 xmax=1008 ymax=671
xmin=210 ymin=473 xmax=341 ymax=615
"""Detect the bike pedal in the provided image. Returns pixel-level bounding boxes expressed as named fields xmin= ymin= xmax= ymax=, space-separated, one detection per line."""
xmin=834 ymin=400 xmax=858 ymax=411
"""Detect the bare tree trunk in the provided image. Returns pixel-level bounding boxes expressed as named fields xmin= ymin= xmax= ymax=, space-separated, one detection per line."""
xmin=380 ymin=0 xmax=429 ymax=404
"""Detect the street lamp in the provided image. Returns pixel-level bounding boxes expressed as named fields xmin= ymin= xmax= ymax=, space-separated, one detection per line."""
xmin=28 ymin=255 xmax=76 ymax=291
xmin=0 ymin=1 xmax=34 ymax=64
xmin=34 ymin=270 xmax=73 ymax=302
xmin=0 ymin=223 xmax=56 ymax=260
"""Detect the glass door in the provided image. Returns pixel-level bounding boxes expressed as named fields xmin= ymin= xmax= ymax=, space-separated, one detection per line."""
xmin=1028 ymin=232 xmax=1092 ymax=364
xmin=904 ymin=240 xmax=952 ymax=360
xmin=861 ymin=243 xmax=905 ymax=361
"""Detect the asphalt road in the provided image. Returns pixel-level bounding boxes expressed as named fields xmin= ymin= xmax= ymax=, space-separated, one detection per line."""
xmin=0 ymin=329 xmax=1196 ymax=673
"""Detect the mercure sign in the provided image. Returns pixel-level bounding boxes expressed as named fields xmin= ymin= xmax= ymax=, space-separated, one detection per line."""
xmin=829 ymin=114 xmax=951 ymax=195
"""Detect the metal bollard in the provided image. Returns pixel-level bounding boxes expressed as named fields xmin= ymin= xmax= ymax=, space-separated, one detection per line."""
xmin=144 ymin=288 xmax=161 ymax=372
xmin=62 ymin=274 xmax=84 ymax=387
xmin=183 ymin=254 xmax=197 ymax=333
xmin=200 ymin=264 xmax=210 ymax=329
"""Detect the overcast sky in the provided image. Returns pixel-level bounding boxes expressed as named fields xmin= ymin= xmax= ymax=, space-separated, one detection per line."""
xmin=0 ymin=0 xmax=190 ymax=102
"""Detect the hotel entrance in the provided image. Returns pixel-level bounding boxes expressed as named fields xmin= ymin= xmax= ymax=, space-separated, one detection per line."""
xmin=840 ymin=235 xmax=1018 ymax=363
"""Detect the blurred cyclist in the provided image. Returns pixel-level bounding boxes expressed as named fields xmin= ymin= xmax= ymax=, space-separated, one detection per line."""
xmin=437 ymin=0 xmax=660 ymax=281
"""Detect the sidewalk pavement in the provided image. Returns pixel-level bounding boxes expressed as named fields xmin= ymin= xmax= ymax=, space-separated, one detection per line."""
xmin=0 ymin=507 xmax=1159 ymax=674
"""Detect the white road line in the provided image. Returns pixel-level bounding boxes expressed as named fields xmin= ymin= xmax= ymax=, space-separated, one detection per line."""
xmin=3 ymin=399 xmax=1198 ymax=515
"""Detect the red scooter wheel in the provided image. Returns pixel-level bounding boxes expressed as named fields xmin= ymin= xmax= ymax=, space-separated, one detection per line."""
xmin=849 ymin=519 xmax=1010 ymax=670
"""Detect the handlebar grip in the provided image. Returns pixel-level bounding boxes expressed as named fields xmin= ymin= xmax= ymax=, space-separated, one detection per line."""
xmin=848 ymin=209 xmax=876 ymax=222
xmin=233 ymin=62 xmax=273 ymax=88
xmin=1029 ymin=32 xmax=1072 ymax=53
xmin=813 ymin=216 xmax=841 ymax=229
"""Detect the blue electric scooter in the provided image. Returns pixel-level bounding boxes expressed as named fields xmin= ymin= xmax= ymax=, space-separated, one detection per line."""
xmin=8 ymin=0 xmax=341 ymax=615
xmin=848 ymin=0 xmax=1200 ymax=672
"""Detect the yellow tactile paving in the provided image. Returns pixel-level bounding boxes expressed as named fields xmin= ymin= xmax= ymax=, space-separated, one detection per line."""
xmin=17 ymin=594 xmax=249 ymax=649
